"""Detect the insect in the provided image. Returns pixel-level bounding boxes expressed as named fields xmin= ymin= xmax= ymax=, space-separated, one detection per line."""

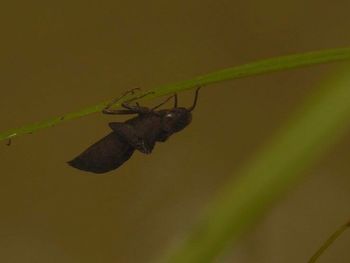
xmin=68 ymin=87 xmax=201 ymax=173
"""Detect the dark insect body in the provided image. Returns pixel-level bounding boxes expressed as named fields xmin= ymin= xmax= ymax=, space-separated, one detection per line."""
xmin=68 ymin=88 xmax=200 ymax=173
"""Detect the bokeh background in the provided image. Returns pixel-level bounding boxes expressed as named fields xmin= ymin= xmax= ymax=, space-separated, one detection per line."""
xmin=0 ymin=1 xmax=350 ymax=262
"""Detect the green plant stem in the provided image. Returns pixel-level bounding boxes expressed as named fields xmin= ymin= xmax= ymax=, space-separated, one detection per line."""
xmin=308 ymin=220 xmax=350 ymax=263
xmin=159 ymin=69 xmax=350 ymax=263
xmin=1 ymin=47 xmax=350 ymax=141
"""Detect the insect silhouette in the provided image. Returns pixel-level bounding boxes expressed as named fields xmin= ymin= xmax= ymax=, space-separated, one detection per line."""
xmin=68 ymin=87 xmax=201 ymax=173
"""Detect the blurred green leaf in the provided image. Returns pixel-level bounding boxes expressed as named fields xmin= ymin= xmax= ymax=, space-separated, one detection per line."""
xmin=160 ymin=69 xmax=350 ymax=263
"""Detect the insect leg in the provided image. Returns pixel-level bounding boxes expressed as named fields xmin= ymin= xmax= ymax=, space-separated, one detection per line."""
xmin=103 ymin=90 xmax=155 ymax=115
xmin=121 ymin=103 xmax=150 ymax=114
xmin=151 ymin=94 xmax=176 ymax=110
xmin=104 ymin=88 xmax=141 ymax=110
xmin=102 ymin=109 xmax=139 ymax=115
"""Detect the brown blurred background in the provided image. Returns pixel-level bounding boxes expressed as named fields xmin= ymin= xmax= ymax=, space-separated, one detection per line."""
xmin=0 ymin=1 xmax=349 ymax=262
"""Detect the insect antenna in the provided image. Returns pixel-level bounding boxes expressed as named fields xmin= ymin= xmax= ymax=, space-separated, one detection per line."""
xmin=174 ymin=94 xmax=178 ymax=108
xmin=188 ymin=87 xmax=201 ymax=112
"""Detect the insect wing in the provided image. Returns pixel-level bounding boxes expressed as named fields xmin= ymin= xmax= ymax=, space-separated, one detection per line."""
xmin=68 ymin=132 xmax=134 ymax=173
